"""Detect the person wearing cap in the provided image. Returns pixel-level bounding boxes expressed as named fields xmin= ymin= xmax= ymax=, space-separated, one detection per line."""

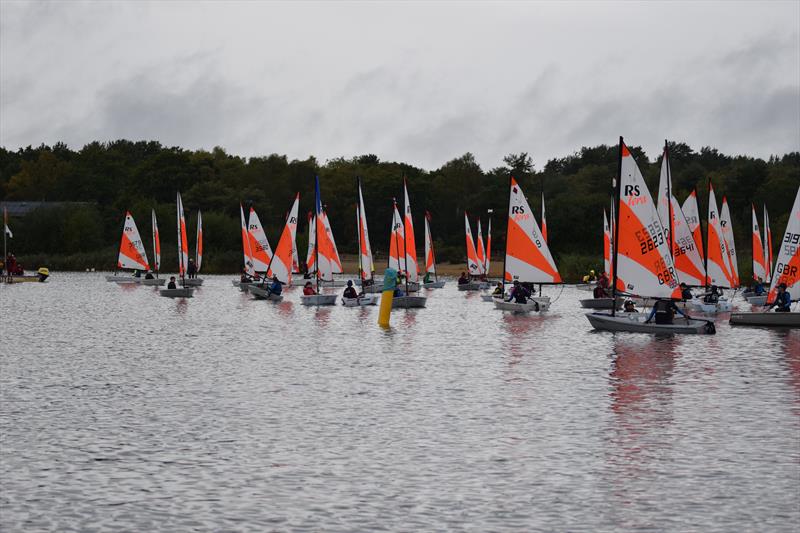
xmin=267 ymin=275 xmax=282 ymax=296
xmin=343 ymin=280 xmax=358 ymax=299
xmin=144 ymin=270 xmax=155 ymax=280
xmin=770 ymin=283 xmax=792 ymax=312
xmin=680 ymin=282 xmax=693 ymax=301
xmin=623 ymin=299 xmax=637 ymax=313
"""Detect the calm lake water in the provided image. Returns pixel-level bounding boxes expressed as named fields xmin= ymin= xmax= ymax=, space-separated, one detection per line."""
xmin=1 ymin=273 xmax=798 ymax=532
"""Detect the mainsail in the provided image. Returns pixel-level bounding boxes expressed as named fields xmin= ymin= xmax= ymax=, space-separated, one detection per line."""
xmin=764 ymin=206 xmax=773 ymax=283
xmin=403 ymin=180 xmax=419 ymax=283
xmin=766 ymin=186 xmax=800 ymax=304
xmin=176 ymin=192 xmax=189 ymax=278
xmin=476 ymin=219 xmax=486 ymax=273
xmin=357 ymin=180 xmax=374 ymax=281
xmin=720 ymin=197 xmax=739 ymax=287
xmin=484 ymin=218 xmax=492 ymax=275
xmin=151 ymin=209 xmax=161 ymax=273
xmin=320 ymin=210 xmax=343 ymax=274
xmin=248 ymin=208 xmax=273 ymax=273
xmin=388 ymin=201 xmax=405 ymax=274
xmin=541 ymin=193 xmax=548 ymax=243
xmin=306 ymin=212 xmax=316 ymax=274
xmin=240 ymin=204 xmax=255 ymax=276
xmin=313 ymin=177 xmax=335 ymax=282
xmin=705 ymin=184 xmax=734 ymax=288
xmin=464 ymin=212 xmax=483 ymax=276
xmin=504 ymin=177 xmax=561 ymax=284
xmin=752 ymin=205 xmax=767 ymax=282
xmin=268 ymin=193 xmax=300 ymax=284
xmin=681 ymin=190 xmax=704 ymax=262
xmin=613 ymin=141 xmax=679 ymax=298
xmin=603 ymin=209 xmax=611 ymax=276
xmin=195 ymin=211 xmax=203 ymax=273
xmin=424 ymin=214 xmax=436 ymax=277
xmin=670 ymin=196 xmax=706 ymax=286
xmin=117 ymin=211 xmax=149 ymax=271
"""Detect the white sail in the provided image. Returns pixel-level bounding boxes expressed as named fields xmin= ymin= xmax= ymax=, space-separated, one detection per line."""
xmin=314 ymin=177 xmax=335 ymax=282
xmin=248 ymin=208 xmax=273 ymax=273
xmin=615 ymin=142 xmax=679 ymax=298
xmin=240 ymin=204 xmax=255 ymax=276
xmin=424 ymin=216 xmax=436 ymax=275
xmin=656 ymin=149 xmax=672 ymax=235
xmin=752 ymin=206 xmax=767 ymax=282
xmin=176 ymin=193 xmax=189 ymax=277
xmin=320 ymin=211 xmax=343 ymax=274
xmin=767 ymin=186 xmax=800 ymax=303
xmin=388 ymin=204 xmax=405 ymax=274
xmin=357 ymin=181 xmax=375 ymax=279
xmin=603 ymin=209 xmax=611 ymax=276
xmin=195 ymin=211 xmax=203 ymax=272
xmin=306 ymin=213 xmax=316 ymax=273
xmin=504 ymin=178 xmax=561 ymax=284
xmin=720 ymin=198 xmax=739 ymax=287
xmin=764 ymin=206 xmax=773 ymax=283
xmin=706 ymin=185 xmax=733 ymax=288
xmin=670 ymin=195 xmax=706 ymax=286
xmin=151 ymin=209 xmax=161 ymax=272
xmin=117 ymin=212 xmax=149 ymax=271
xmin=484 ymin=218 xmax=492 ymax=274
xmin=464 ymin=213 xmax=483 ymax=276
xmin=269 ymin=194 xmax=300 ymax=284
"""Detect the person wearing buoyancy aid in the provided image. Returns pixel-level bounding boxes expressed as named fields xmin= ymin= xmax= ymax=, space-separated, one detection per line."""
xmin=645 ymin=299 xmax=687 ymax=325
xmin=770 ymin=283 xmax=792 ymax=312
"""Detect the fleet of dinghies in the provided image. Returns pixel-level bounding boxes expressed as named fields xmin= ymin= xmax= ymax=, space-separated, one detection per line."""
xmin=99 ymin=155 xmax=797 ymax=329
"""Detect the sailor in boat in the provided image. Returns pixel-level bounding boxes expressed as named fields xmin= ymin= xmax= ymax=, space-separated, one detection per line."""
xmin=703 ymin=285 xmax=723 ymax=304
xmin=303 ymin=281 xmax=317 ymax=295
xmin=167 ymin=276 xmax=177 ymax=289
xmin=769 ymin=283 xmax=792 ymax=313
xmin=145 ymin=270 xmax=155 ymax=280
xmin=623 ymin=299 xmax=637 ymax=313
xmin=457 ymin=272 xmax=469 ymax=285
xmin=423 ymin=271 xmax=432 ymax=284
xmin=593 ymin=273 xmax=611 ymax=298
xmin=752 ymin=278 xmax=767 ymax=296
xmin=343 ymin=280 xmax=358 ymax=299
xmin=267 ymin=276 xmax=283 ymax=297
xmin=506 ymin=280 xmax=532 ymax=304
xmin=492 ymin=282 xmax=504 ymax=298
xmin=582 ymin=269 xmax=597 ymax=283
xmin=133 ymin=269 xmax=142 ymax=278
xmin=187 ymin=258 xmax=197 ymax=279
xmin=680 ymin=282 xmax=693 ymax=301
xmin=645 ymin=299 xmax=688 ymax=325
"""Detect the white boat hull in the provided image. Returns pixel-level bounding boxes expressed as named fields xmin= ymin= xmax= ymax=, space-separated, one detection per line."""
xmin=481 ymin=294 xmax=502 ymax=302
xmin=745 ymin=295 xmax=768 ymax=306
xmin=580 ymin=297 xmax=623 ymax=309
xmin=249 ymin=286 xmax=284 ymax=301
xmin=342 ymin=294 xmax=379 ymax=306
xmin=159 ymin=288 xmax=194 ymax=298
xmin=457 ymin=281 xmax=483 ymax=291
xmin=391 ymin=295 xmax=427 ymax=308
xmin=300 ymin=294 xmax=338 ymax=306
xmin=686 ymin=299 xmax=733 ymax=314
xmin=422 ymin=281 xmax=445 ymax=289
xmin=105 ymin=275 xmax=141 ymax=284
xmin=182 ymin=278 xmax=204 ymax=286
xmin=493 ymin=297 xmax=550 ymax=313
xmin=730 ymin=312 xmax=800 ymax=328
xmin=140 ymin=278 xmax=166 ymax=286
xmin=585 ymin=312 xmax=715 ymax=334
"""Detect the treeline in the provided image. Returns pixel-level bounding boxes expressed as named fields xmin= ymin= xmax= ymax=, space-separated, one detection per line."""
xmin=1 ymin=140 xmax=798 ymax=279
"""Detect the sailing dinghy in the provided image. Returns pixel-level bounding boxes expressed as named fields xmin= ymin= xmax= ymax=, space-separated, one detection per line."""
xmin=182 ymin=211 xmax=204 ymax=286
xmin=746 ymin=204 xmax=769 ymax=305
xmin=459 ymin=212 xmax=486 ymax=291
xmin=494 ymin=177 xmax=559 ymax=313
xmin=141 ymin=209 xmax=166 ymax=286
xmin=233 ymin=204 xmax=259 ymax=289
xmin=160 ymin=193 xmax=194 ymax=297
xmin=730 ymin=186 xmax=800 ymax=328
xmin=422 ymin=212 xmax=445 ymax=288
xmin=580 ymin=207 xmax=620 ymax=309
xmin=389 ymin=180 xmax=426 ymax=308
xmin=106 ymin=211 xmax=149 ymax=283
xmin=585 ymin=138 xmax=714 ymax=334
xmin=250 ymin=194 xmax=300 ymax=302
xmin=300 ymin=177 xmax=338 ymax=306
xmin=343 ymin=178 xmax=379 ymax=305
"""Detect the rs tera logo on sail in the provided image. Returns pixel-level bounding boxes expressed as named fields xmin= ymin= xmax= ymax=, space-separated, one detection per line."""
xmin=624 ymin=185 xmax=647 ymax=205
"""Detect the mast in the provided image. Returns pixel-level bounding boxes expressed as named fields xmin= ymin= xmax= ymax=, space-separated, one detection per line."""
xmin=611 ymin=137 xmax=623 ymax=317
xmin=3 ymin=207 xmax=7 ymax=279
xmin=402 ymin=177 xmax=409 ymax=294
xmin=315 ymin=182 xmax=320 ymax=294
xmin=703 ymin=179 xmax=710 ymax=291
xmin=665 ymin=140 xmax=674 ymax=261
xmin=356 ymin=177 xmax=363 ymax=282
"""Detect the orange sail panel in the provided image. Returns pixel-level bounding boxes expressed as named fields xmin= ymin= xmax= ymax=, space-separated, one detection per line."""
xmin=320 ymin=211 xmax=343 ymax=274
xmin=357 ymin=183 xmax=374 ymax=280
xmin=403 ymin=182 xmax=419 ymax=282
xmin=705 ymin=184 xmax=733 ymax=288
xmin=464 ymin=212 xmax=483 ymax=276
xmin=720 ymin=197 xmax=739 ymax=287
xmin=314 ymin=177 xmax=335 ymax=281
xmin=269 ymin=194 xmax=300 ymax=284
xmin=614 ymin=142 xmax=679 ymax=298
xmin=484 ymin=218 xmax=492 ymax=274
xmin=177 ymin=193 xmax=189 ymax=277
xmin=306 ymin=213 xmax=316 ymax=274
xmin=117 ymin=211 xmax=149 ymax=271
xmin=248 ymin=208 xmax=273 ymax=273
xmin=240 ymin=204 xmax=256 ymax=277
xmin=767 ymin=186 xmax=800 ymax=304
xmin=424 ymin=215 xmax=436 ymax=275
xmin=195 ymin=211 xmax=203 ymax=272
xmin=151 ymin=209 xmax=161 ymax=272
xmin=388 ymin=202 xmax=405 ymax=273
xmin=504 ymin=178 xmax=561 ymax=284
xmin=476 ymin=219 xmax=486 ymax=273
xmin=752 ymin=205 xmax=767 ymax=281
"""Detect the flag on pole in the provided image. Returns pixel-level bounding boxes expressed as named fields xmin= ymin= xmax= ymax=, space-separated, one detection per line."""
xmin=3 ymin=208 xmax=12 ymax=238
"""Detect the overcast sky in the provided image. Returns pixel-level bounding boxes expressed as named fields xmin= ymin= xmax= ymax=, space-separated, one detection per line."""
xmin=1 ymin=1 xmax=798 ymax=170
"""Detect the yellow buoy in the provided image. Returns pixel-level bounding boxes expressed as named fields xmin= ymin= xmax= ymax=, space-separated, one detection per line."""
xmin=377 ymin=267 xmax=398 ymax=328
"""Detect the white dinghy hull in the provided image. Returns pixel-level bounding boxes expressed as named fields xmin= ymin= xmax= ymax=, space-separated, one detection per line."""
xmin=300 ymin=294 xmax=338 ymax=306
xmin=422 ymin=281 xmax=445 ymax=289
xmin=105 ymin=275 xmax=141 ymax=284
xmin=585 ymin=312 xmax=715 ymax=334
xmin=493 ymin=297 xmax=551 ymax=313
xmin=729 ymin=312 xmax=800 ymax=328
xmin=159 ymin=288 xmax=195 ymax=298
xmin=457 ymin=281 xmax=484 ymax=291
xmin=745 ymin=295 xmax=768 ymax=306
xmin=249 ymin=286 xmax=284 ymax=302
xmin=391 ymin=295 xmax=427 ymax=308
xmin=342 ymin=294 xmax=379 ymax=307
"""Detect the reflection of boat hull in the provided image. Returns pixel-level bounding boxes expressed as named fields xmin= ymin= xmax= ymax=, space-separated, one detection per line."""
xmin=494 ymin=297 xmax=550 ymax=313
xmin=140 ymin=278 xmax=166 ymax=286
xmin=586 ymin=312 xmax=715 ymax=334
xmin=730 ymin=312 xmax=800 ymax=328
xmin=391 ymin=296 xmax=427 ymax=308
xmin=423 ymin=281 xmax=445 ymax=289
xmin=249 ymin=286 xmax=284 ymax=301
xmin=183 ymin=278 xmax=204 ymax=286
xmin=300 ymin=294 xmax=338 ymax=306
xmin=580 ymin=297 xmax=622 ymax=309
xmin=342 ymin=294 xmax=379 ymax=306
xmin=745 ymin=295 xmax=768 ymax=306
xmin=159 ymin=288 xmax=194 ymax=298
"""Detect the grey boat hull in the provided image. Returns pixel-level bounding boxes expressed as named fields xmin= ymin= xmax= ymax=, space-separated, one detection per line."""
xmin=729 ymin=312 xmax=799 ymax=328
xmin=580 ymin=297 xmax=623 ymax=309
xmin=391 ymin=296 xmax=427 ymax=308
xmin=585 ymin=312 xmax=715 ymax=334
xmin=249 ymin=286 xmax=284 ymax=301
xmin=300 ymin=294 xmax=338 ymax=306
xmin=159 ymin=288 xmax=195 ymax=298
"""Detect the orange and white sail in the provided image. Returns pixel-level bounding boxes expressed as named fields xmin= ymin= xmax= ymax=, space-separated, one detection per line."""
xmin=752 ymin=205 xmax=767 ymax=282
xmin=292 ymin=238 xmax=300 ymax=274
xmin=464 ymin=212 xmax=483 ymax=276
xmin=767 ymin=186 xmax=800 ymax=304
xmin=388 ymin=201 xmax=405 ymax=273
xmin=541 ymin=193 xmax=548 ymax=243
xmin=248 ymin=208 xmax=273 ymax=273
xmin=117 ymin=211 xmax=149 ymax=271
xmin=402 ymin=181 xmax=419 ymax=283
xmin=424 ymin=214 xmax=436 ymax=276
xmin=681 ymin=190 xmax=704 ymax=262
xmin=720 ymin=197 xmax=739 ymax=287
xmin=151 ymin=209 xmax=161 ymax=272
xmin=614 ymin=141 xmax=679 ymax=298
xmin=313 ymin=177 xmax=335 ymax=282
xmin=670 ymin=195 xmax=706 ymax=286
xmin=176 ymin=192 xmax=189 ymax=277
xmin=268 ymin=193 xmax=300 ymax=284
xmin=306 ymin=212 xmax=316 ymax=274
xmin=476 ymin=219 xmax=486 ymax=273
xmin=603 ymin=209 xmax=611 ymax=275
xmin=356 ymin=180 xmax=374 ymax=280
xmin=656 ymin=145 xmax=673 ymax=238
xmin=240 ymin=204 xmax=255 ymax=276
xmin=505 ymin=178 xmax=561 ymax=284
xmin=195 ymin=211 xmax=203 ymax=273
xmin=320 ymin=210 xmax=343 ymax=274
xmin=764 ymin=206 xmax=773 ymax=282
xmin=484 ymin=218 xmax=492 ymax=274
xmin=705 ymin=184 xmax=734 ymax=288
